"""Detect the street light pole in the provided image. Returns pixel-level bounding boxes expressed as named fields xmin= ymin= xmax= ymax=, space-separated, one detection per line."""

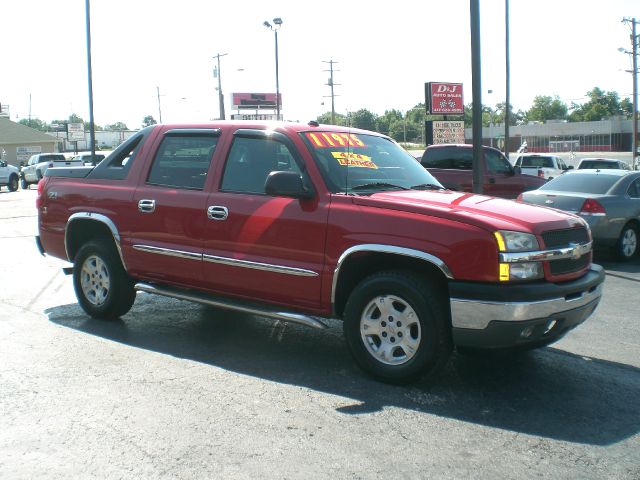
xmin=264 ymin=18 xmax=283 ymax=120
xmin=213 ymin=52 xmax=228 ymax=120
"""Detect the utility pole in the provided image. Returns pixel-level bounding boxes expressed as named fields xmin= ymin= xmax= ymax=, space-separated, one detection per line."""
xmin=156 ymin=86 xmax=163 ymax=123
xmin=470 ymin=0 xmax=483 ymax=194
xmin=213 ymin=52 xmax=228 ymax=120
xmin=504 ymin=0 xmax=510 ymax=157
xmin=323 ymin=60 xmax=340 ymax=124
xmin=85 ymin=0 xmax=96 ymax=160
xmin=623 ymin=18 xmax=638 ymax=169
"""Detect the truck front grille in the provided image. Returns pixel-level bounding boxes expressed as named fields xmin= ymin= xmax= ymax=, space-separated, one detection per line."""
xmin=542 ymin=227 xmax=591 ymax=277
xmin=542 ymin=227 xmax=589 ymax=249
xmin=549 ymin=253 xmax=590 ymax=275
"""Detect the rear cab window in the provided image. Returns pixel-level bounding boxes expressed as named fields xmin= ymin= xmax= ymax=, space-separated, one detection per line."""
xmin=421 ymin=147 xmax=472 ymax=170
xmin=147 ymin=131 xmax=219 ymax=190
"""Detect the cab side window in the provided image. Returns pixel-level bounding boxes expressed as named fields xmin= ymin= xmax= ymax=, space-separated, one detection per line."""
xmin=146 ymin=135 xmax=218 ymax=190
xmin=221 ymin=136 xmax=302 ymax=194
xmin=628 ymin=179 xmax=640 ymax=199
xmin=486 ymin=150 xmax=512 ymax=174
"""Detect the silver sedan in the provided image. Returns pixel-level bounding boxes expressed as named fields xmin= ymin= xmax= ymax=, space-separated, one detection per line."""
xmin=518 ymin=169 xmax=640 ymax=261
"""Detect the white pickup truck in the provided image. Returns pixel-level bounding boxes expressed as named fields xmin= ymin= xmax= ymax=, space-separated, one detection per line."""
xmin=0 ymin=160 xmax=20 ymax=191
xmin=513 ymin=154 xmax=572 ymax=180
xmin=21 ymin=153 xmax=83 ymax=189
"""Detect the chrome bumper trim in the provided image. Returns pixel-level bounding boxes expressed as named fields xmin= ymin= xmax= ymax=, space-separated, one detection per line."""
xmin=499 ymin=241 xmax=592 ymax=263
xmin=450 ymin=282 xmax=603 ymax=330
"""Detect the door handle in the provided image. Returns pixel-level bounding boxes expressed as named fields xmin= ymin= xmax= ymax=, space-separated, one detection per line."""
xmin=489 ymin=177 xmax=496 ymax=184
xmin=138 ymin=199 xmax=156 ymax=213
xmin=207 ymin=206 xmax=228 ymax=221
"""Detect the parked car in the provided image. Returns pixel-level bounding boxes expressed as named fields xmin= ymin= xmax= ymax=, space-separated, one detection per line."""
xmin=513 ymin=154 xmax=571 ymax=179
xmin=70 ymin=153 xmax=106 ymax=166
xmin=518 ymin=169 xmax=640 ymax=261
xmin=21 ymin=153 xmax=83 ymax=189
xmin=577 ymin=158 xmax=630 ymax=170
xmin=420 ymin=144 xmax=546 ymax=198
xmin=0 ymin=160 xmax=20 ymax=192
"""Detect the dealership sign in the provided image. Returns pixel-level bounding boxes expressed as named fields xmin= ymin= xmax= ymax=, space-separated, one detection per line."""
xmin=425 ymin=82 xmax=464 ymax=115
xmin=232 ymin=93 xmax=281 ymax=109
xmin=67 ymin=123 xmax=85 ymax=141
xmin=432 ymin=121 xmax=465 ymax=144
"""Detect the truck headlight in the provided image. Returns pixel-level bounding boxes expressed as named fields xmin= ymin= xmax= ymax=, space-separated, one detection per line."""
xmin=495 ymin=231 xmax=543 ymax=281
xmin=494 ymin=231 xmax=539 ymax=252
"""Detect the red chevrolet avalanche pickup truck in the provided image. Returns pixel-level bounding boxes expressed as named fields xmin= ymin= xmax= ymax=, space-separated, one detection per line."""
xmin=36 ymin=122 xmax=604 ymax=383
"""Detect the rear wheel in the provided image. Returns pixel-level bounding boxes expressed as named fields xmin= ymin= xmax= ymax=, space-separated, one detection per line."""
xmin=343 ymin=270 xmax=451 ymax=384
xmin=616 ymin=223 xmax=638 ymax=261
xmin=73 ymin=240 xmax=136 ymax=319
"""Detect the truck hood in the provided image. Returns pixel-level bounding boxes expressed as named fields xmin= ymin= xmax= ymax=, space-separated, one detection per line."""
xmin=353 ymin=190 xmax=586 ymax=235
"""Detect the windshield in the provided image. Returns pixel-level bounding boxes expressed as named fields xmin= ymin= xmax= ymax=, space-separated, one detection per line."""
xmin=539 ymin=173 xmax=620 ymax=194
xmin=301 ymin=132 xmax=442 ymax=194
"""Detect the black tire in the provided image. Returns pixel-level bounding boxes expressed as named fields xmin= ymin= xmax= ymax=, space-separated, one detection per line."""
xmin=72 ymin=239 xmax=136 ymax=319
xmin=615 ymin=223 xmax=638 ymax=261
xmin=343 ymin=270 xmax=452 ymax=384
xmin=8 ymin=175 xmax=19 ymax=192
xmin=36 ymin=169 xmax=43 ymax=180
xmin=21 ymin=177 xmax=29 ymax=190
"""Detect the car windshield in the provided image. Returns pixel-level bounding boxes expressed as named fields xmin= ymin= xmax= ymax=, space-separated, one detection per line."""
xmin=539 ymin=173 xmax=620 ymax=194
xmin=301 ymin=132 xmax=442 ymax=194
xmin=521 ymin=156 xmax=554 ymax=168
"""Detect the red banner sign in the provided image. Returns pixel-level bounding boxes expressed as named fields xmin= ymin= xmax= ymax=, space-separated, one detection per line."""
xmin=426 ymin=82 xmax=464 ymax=115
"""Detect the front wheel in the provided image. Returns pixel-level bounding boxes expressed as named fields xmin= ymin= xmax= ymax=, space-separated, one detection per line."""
xmin=21 ymin=177 xmax=29 ymax=190
xmin=616 ymin=223 xmax=638 ymax=261
xmin=343 ymin=270 xmax=451 ymax=384
xmin=73 ymin=240 xmax=136 ymax=319
xmin=8 ymin=175 xmax=19 ymax=192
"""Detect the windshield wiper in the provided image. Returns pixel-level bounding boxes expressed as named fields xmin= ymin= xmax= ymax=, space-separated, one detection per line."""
xmin=350 ymin=182 xmax=410 ymax=191
xmin=410 ymin=183 xmax=446 ymax=191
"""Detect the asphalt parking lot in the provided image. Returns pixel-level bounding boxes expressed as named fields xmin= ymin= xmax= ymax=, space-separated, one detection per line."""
xmin=1 ymin=188 xmax=639 ymax=479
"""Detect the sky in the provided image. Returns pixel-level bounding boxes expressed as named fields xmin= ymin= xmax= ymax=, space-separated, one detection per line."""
xmin=1 ymin=0 xmax=638 ymax=130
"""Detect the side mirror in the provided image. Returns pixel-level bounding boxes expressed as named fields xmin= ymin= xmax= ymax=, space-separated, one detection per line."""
xmin=0 ymin=161 xmax=6 ymax=167
xmin=567 ymin=165 xmax=574 ymax=170
xmin=513 ymin=165 xmax=521 ymax=175
xmin=265 ymin=171 xmax=314 ymax=199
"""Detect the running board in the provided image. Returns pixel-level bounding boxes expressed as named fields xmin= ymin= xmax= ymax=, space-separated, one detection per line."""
xmin=134 ymin=282 xmax=329 ymax=330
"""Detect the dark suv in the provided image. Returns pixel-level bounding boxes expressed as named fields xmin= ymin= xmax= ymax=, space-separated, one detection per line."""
xmin=420 ymin=144 xmax=547 ymax=198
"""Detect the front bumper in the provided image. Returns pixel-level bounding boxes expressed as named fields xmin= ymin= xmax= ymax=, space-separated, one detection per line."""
xmin=449 ymin=264 xmax=605 ymax=349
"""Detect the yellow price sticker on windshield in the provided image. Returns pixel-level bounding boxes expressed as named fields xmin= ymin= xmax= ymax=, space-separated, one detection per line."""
xmin=305 ymin=132 xmax=366 ymax=148
xmin=331 ymin=151 xmax=377 ymax=169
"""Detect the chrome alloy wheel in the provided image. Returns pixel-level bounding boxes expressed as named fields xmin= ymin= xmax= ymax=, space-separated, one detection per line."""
xmin=621 ymin=228 xmax=637 ymax=258
xmin=80 ymin=254 xmax=111 ymax=306
xmin=360 ymin=294 xmax=422 ymax=366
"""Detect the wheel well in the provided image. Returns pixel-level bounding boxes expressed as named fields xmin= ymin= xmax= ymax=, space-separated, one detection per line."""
xmin=66 ymin=219 xmax=117 ymax=262
xmin=333 ymin=252 xmax=449 ymax=318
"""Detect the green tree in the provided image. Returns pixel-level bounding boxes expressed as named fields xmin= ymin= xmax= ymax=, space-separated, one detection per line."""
xmin=569 ymin=88 xmax=626 ymax=122
xmin=18 ymin=118 xmax=48 ymax=131
xmin=349 ymin=108 xmax=377 ymax=131
xmin=315 ymin=111 xmax=346 ymax=126
xmin=376 ymin=109 xmax=403 ymax=136
xmin=524 ymin=95 xmax=568 ymax=123
xmin=105 ymin=121 xmax=129 ymax=131
xmin=142 ymin=115 xmax=158 ymax=128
